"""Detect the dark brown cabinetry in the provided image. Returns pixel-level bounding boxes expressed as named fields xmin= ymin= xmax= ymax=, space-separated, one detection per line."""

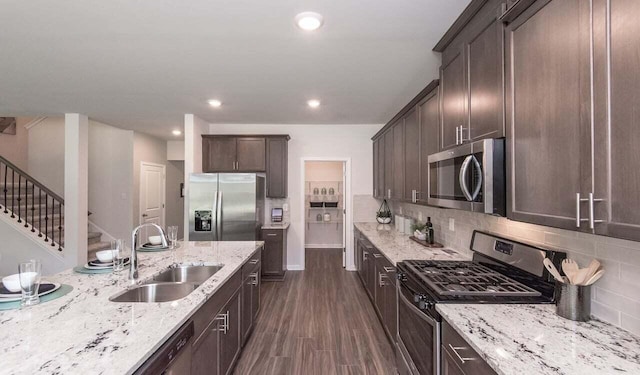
xmin=202 ymin=135 xmax=289 ymax=198
xmin=505 ymin=0 xmax=593 ymax=231
xmin=403 ymin=108 xmax=420 ymax=201
xmin=191 ymin=251 xmax=261 ymax=375
xmin=265 ymin=136 xmax=289 ymax=198
xmin=261 ymin=227 xmax=287 ymax=281
xmin=442 ymin=320 xmax=497 ymax=375
xmin=437 ymin=0 xmax=505 ymax=150
xmin=372 ymin=81 xmax=440 ymax=205
xmin=355 ymin=230 xmax=397 ymax=345
xmin=236 ymin=138 xmax=266 ymax=171
xmin=241 ymin=251 xmax=261 ymax=346
xmin=419 ymin=89 xmax=440 ymax=203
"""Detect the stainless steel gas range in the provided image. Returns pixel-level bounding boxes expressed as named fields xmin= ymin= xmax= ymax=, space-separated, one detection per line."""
xmin=396 ymin=231 xmax=566 ymax=375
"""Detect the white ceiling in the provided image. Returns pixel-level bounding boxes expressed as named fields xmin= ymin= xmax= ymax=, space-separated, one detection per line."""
xmin=0 ymin=0 xmax=470 ymax=139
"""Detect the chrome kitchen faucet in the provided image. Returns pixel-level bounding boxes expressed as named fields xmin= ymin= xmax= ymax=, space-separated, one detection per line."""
xmin=130 ymin=223 xmax=168 ymax=280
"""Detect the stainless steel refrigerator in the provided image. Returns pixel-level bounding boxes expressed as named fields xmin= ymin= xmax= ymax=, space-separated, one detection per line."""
xmin=188 ymin=173 xmax=265 ymax=241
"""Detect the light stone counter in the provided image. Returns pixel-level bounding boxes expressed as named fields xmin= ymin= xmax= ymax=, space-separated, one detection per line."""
xmin=436 ymin=304 xmax=640 ymax=375
xmin=261 ymin=222 xmax=290 ymax=230
xmin=354 ymin=222 xmax=469 ymax=264
xmin=0 ymin=241 xmax=263 ymax=375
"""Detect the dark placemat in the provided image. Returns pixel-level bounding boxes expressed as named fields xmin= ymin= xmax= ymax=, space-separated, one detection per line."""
xmin=409 ymin=236 xmax=444 ymax=248
xmin=0 ymin=283 xmax=56 ymax=296
xmin=0 ymin=284 xmax=73 ymax=310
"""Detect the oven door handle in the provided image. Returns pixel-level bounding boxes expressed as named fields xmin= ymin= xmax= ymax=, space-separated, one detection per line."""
xmin=470 ymin=155 xmax=483 ymax=201
xmin=459 ymin=155 xmax=474 ymax=201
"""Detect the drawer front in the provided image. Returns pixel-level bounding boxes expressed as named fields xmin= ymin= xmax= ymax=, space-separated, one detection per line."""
xmin=242 ymin=248 xmax=262 ymax=280
xmin=193 ymin=270 xmax=242 ymax=347
xmin=442 ymin=321 xmax=496 ymax=375
xmin=262 ymin=229 xmax=284 ymax=242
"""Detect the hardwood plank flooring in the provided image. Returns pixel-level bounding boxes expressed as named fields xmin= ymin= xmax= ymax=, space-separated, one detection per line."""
xmin=233 ymin=248 xmax=396 ymax=375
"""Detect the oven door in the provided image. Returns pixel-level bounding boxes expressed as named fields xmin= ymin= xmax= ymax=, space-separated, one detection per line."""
xmin=397 ymin=283 xmax=440 ymax=375
xmin=427 ymin=138 xmax=503 ymax=215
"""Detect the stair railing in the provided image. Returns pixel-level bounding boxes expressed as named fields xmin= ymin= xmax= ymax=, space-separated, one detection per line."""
xmin=0 ymin=155 xmax=64 ymax=251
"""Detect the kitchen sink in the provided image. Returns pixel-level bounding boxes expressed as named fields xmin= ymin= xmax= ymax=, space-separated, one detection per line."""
xmin=152 ymin=265 xmax=224 ymax=283
xmin=109 ymin=282 xmax=200 ymax=303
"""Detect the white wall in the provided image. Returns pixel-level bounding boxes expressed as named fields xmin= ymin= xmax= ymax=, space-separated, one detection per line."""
xmin=167 ymin=140 xmax=185 ymax=161
xmin=166 ymin=160 xmax=185 ymax=239
xmin=0 ymin=215 xmax=67 ymax=276
xmin=28 ymin=117 xmax=66 ymax=196
xmin=88 ymin=122 xmax=134 ymax=242
xmin=207 ymin=124 xmax=382 ymax=270
xmin=0 ymin=117 xmax=30 ymax=170
xmin=183 ymin=115 xmax=206 ymax=241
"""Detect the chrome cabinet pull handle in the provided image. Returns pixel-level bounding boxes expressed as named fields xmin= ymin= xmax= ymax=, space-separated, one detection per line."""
xmin=373 ymin=253 xmax=383 ymax=259
xmin=448 ymin=344 xmax=475 ymax=364
xmin=576 ymin=193 xmax=589 ymax=228
xmin=250 ymin=258 xmax=259 ymax=264
xmin=266 ymin=233 xmax=278 ymax=237
xmin=383 ymin=266 xmax=396 ymax=273
xmin=378 ymin=272 xmax=386 ymax=287
xmin=589 ymin=192 xmax=604 ymax=229
xmin=363 ymin=251 xmax=368 ymax=261
xmin=456 ymin=126 xmax=460 ymax=145
xmin=250 ymin=272 xmax=259 ymax=286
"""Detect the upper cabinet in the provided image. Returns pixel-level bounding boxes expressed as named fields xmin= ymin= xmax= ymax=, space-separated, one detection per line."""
xmin=265 ymin=136 xmax=289 ymax=198
xmin=505 ymin=0 xmax=591 ymax=230
xmin=203 ymin=135 xmax=289 ymax=198
xmin=372 ymin=81 xmax=440 ymax=204
xmin=436 ymin=0 xmax=506 ymax=150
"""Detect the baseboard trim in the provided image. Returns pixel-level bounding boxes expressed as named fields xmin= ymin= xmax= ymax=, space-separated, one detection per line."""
xmin=287 ymin=264 xmax=304 ymax=271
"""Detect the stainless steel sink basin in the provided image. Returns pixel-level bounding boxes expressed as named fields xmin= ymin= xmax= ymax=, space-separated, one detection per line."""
xmin=109 ymin=282 xmax=199 ymax=303
xmin=152 ymin=265 xmax=224 ymax=283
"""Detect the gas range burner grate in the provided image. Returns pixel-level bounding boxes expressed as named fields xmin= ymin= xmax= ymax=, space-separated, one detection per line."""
xmin=405 ymin=260 xmax=541 ymax=297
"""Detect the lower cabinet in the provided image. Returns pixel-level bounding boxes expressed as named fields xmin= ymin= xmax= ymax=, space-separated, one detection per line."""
xmin=261 ymin=228 xmax=287 ymax=281
xmin=442 ymin=320 xmax=497 ymax=375
xmin=355 ymin=231 xmax=397 ymax=345
xmin=191 ymin=248 xmax=262 ymax=375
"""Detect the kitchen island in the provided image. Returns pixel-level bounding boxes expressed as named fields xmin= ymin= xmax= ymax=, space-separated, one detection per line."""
xmin=0 ymin=241 xmax=263 ymax=375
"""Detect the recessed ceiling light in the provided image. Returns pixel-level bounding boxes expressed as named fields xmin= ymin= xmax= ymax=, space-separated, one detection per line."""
xmin=172 ymin=129 xmax=182 ymax=136
xmin=295 ymin=12 xmax=324 ymax=31
xmin=307 ymin=99 xmax=321 ymax=108
xmin=208 ymin=99 xmax=222 ymax=108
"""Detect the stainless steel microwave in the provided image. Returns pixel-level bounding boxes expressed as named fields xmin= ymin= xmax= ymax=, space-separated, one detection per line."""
xmin=427 ymin=138 xmax=505 ymax=216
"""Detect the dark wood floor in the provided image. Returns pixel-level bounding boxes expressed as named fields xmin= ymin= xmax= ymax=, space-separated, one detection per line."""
xmin=233 ymin=248 xmax=396 ymax=375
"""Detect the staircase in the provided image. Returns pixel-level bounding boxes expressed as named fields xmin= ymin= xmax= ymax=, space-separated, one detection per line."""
xmin=0 ymin=156 xmax=111 ymax=258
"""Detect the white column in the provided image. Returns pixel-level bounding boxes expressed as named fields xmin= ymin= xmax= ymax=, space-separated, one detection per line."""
xmin=183 ymin=114 xmax=205 ymax=242
xmin=64 ymin=113 xmax=89 ymax=267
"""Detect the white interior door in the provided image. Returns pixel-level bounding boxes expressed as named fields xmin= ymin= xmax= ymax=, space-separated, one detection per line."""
xmin=140 ymin=162 xmax=166 ymax=241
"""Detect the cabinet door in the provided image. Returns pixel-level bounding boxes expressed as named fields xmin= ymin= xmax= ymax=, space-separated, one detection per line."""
xmin=383 ymin=130 xmax=394 ymax=199
xmin=357 ymin=242 xmax=368 ymax=288
xmin=596 ymin=0 xmax=640 ymax=241
xmin=251 ymin=266 xmax=261 ymax=321
xmin=191 ymin=321 xmax=220 ymax=375
xmin=261 ymin=230 xmax=284 ymax=276
xmin=374 ymin=256 xmax=385 ymax=320
xmin=355 ymin=234 xmax=362 ymax=275
xmin=392 ymin=120 xmax=405 ymax=200
xmin=384 ymin=269 xmax=397 ymax=343
xmin=373 ymin=140 xmax=378 ymax=197
xmin=377 ymin=137 xmax=385 ymax=199
xmin=240 ymin=276 xmax=253 ymax=346
xmin=467 ymin=16 xmax=504 ymax=141
xmin=442 ymin=349 xmax=466 ymax=375
xmin=419 ymin=90 xmax=440 ymax=202
xmin=505 ymin=0 xmax=592 ymax=230
xmin=403 ymin=108 xmax=420 ymax=201
xmin=219 ymin=290 xmax=241 ymax=375
xmin=266 ymin=137 xmax=288 ymax=198
xmin=236 ymin=138 xmax=266 ymax=172
xmin=203 ymin=137 xmax=237 ymax=172
xmin=440 ymin=49 xmax=466 ymax=150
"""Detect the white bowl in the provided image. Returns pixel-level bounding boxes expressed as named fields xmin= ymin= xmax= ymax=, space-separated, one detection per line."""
xmin=96 ymin=250 xmax=115 ymax=263
xmin=2 ymin=272 xmax=37 ymax=292
xmin=149 ymin=236 xmax=162 ymax=245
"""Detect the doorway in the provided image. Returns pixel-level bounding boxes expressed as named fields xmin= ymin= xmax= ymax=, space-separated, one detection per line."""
xmin=303 ymin=160 xmax=348 ymax=267
xmin=139 ymin=162 xmax=166 ymax=241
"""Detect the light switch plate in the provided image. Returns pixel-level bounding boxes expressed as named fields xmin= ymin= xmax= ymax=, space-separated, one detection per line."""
xmin=283 ymin=203 xmax=289 ymax=212
xmin=418 ymin=212 xmax=423 ymax=221
xmin=449 ymin=218 xmax=455 ymax=231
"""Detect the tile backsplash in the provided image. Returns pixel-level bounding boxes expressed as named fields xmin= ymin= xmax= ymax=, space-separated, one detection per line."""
xmin=362 ymin=198 xmax=640 ymax=336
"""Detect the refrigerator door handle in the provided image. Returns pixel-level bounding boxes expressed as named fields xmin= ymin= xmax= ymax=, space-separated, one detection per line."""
xmin=211 ymin=189 xmax=219 ymax=240
xmin=217 ymin=191 xmax=223 ymax=241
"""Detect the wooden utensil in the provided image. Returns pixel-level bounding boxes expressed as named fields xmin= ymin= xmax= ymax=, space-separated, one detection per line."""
xmin=584 ymin=259 xmax=601 ymax=282
xmin=562 ymin=259 xmax=579 ymax=284
xmin=584 ymin=269 xmax=605 ymax=285
xmin=543 ymin=258 xmax=564 ymax=283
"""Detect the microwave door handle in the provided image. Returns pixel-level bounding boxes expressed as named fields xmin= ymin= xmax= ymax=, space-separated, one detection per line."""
xmin=459 ymin=155 xmax=474 ymax=201
xmin=470 ymin=155 xmax=483 ymax=201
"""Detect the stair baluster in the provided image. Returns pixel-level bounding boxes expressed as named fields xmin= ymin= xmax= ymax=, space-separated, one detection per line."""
xmin=10 ymin=170 xmax=15 ymax=218
xmin=38 ymin=189 xmax=43 ymax=237
xmin=2 ymin=164 xmax=7 ymax=214
xmin=30 ymin=183 xmax=35 ymax=232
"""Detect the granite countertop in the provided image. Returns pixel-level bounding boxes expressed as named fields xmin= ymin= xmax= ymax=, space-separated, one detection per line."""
xmin=437 ymin=304 xmax=640 ymax=375
xmin=354 ymin=222 xmax=469 ymax=264
xmin=262 ymin=222 xmax=290 ymax=230
xmin=0 ymin=241 xmax=263 ymax=375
